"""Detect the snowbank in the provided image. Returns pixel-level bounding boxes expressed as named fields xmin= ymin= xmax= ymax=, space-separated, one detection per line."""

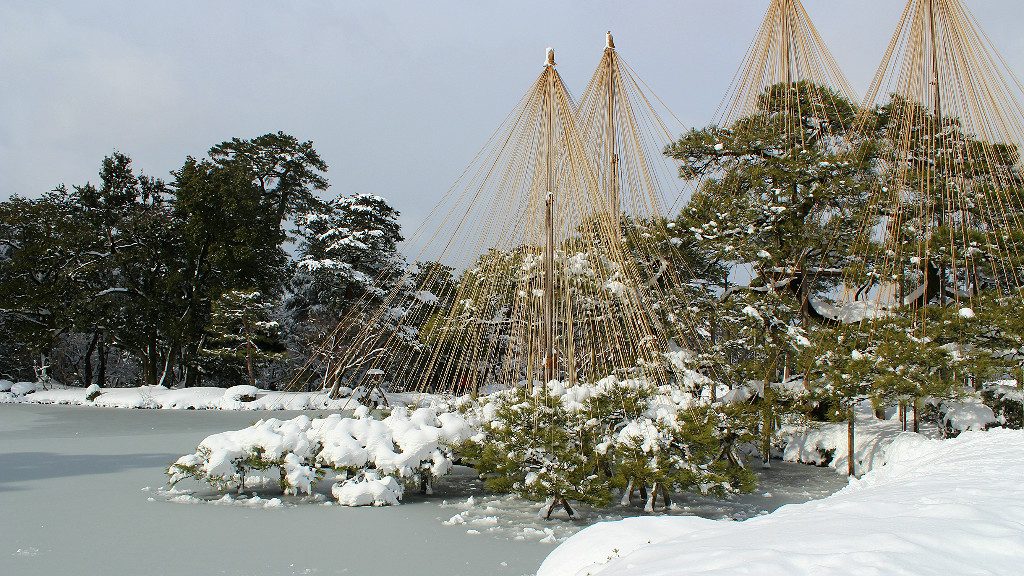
xmin=783 ymin=399 xmax=1000 ymax=476
xmin=781 ymin=405 xmax=908 ymax=476
xmin=5 ymin=383 xmax=431 ymax=411
xmin=539 ymin=428 xmax=1024 ymax=576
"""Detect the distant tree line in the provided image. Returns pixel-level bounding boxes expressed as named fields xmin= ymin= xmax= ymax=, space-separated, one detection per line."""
xmin=0 ymin=132 xmax=414 ymax=388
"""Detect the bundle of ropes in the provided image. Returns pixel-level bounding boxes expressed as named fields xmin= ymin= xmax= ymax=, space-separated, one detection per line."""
xmin=291 ymin=38 xmax=698 ymax=397
xmin=844 ymin=0 xmax=1024 ymax=330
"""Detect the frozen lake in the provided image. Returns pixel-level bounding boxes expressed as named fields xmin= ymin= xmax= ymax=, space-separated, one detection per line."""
xmin=0 ymin=404 xmax=847 ymax=576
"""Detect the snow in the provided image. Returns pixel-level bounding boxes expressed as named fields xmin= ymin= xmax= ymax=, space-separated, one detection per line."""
xmin=780 ymin=403 xmax=910 ymax=476
xmin=332 ymin=471 xmax=404 ymax=506
xmin=604 ymin=280 xmax=627 ymax=296
xmin=10 ymin=381 xmax=36 ymax=396
xmin=940 ymin=397 xmax=997 ymax=433
xmin=4 ymin=382 xmax=433 ymax=411
xmin=811 ymin=298 xmax=890 ymax=323
xmin=168 ymin=406 xmax=475 ymax=503
xmin=539 ymin=428 xmax=1024 ymax=576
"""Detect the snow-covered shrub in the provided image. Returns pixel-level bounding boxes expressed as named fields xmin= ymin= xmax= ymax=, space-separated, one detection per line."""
xmin=168 ymin=415 xmax=321 ymax=494
xmin=462 ymin=376 xmax=756 ymax=517
xmin=607 ymin=397 xmax=756 ymax=511
xmin=981 ymin=381 xmax=1023 ymax=429
xmin=0 ymin=379 xmax=13 ymax=392
xmin=168 ymin=406 xmax=475 ymax=505
xmin=939 ymin=397 xmax=998 ymax=437
xmin=464 ymin=382 xmax=615 ymax=518
xmin=85 ymin=384 xmax=102 ymax=401
xmin=332 ymin=470 xmax=404 ymax=506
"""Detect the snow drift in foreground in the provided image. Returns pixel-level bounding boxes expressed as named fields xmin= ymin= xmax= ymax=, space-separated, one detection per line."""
xmin=539 ymin=428 xmax=1024 ymax=576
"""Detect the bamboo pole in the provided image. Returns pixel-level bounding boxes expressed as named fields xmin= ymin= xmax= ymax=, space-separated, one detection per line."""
xmin=543 ymin=47 xmax=556 ymax=383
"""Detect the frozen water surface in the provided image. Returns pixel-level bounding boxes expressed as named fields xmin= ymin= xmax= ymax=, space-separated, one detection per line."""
xmin=0 ymin=404 xmax=846 ymax=575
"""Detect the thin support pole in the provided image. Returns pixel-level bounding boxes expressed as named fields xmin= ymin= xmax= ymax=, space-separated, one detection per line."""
xmin=929 ymin=0 xmax=947 ymax=306
xmin=543 ymin=48 xmax=556 ymax=383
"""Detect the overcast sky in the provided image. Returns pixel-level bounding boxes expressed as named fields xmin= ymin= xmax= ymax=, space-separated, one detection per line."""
xmin=3 ymin=0 xmax=1024 ymax=237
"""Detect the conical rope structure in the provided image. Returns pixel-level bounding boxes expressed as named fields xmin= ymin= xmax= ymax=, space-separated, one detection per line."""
xmin=667 ymin=0 xmax=867 ymax=326
xmin=844 ymin=0 xmax=1024 ymax=333
xmin=289 ymin=44 xmax=699 ymax=398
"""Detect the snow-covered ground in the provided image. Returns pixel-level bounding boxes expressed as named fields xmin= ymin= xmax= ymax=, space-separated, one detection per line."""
xmin=539 ymin=428 xmax=1024 ymax=576
xmin=0 ymin=404 xmax=845 ymax=576
xmin=781 ymin=400 xmax=997 ymax=476
xmin=0 ymin=381 xmax=430 ymax=411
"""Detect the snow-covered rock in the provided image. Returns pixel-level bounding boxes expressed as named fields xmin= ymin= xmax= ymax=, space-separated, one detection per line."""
xmin=84 ymin=384 xmax=101 ymax=401
xmin=539 ymin=429 xmax=1024 ymax=576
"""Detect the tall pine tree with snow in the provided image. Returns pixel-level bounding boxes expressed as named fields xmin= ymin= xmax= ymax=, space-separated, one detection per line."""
xmin=201 ymin=290 xmax=286 ymax=387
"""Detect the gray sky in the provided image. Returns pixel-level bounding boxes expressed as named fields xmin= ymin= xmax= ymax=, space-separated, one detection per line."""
xmin=3 ymin=0 xmax=1024 ymax=238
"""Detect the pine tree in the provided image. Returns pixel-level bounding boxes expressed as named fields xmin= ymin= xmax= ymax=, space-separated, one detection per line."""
xmin=666 ymin=81 xmax=878 ymax=324
xmin=201 ymin=290 xmax=286 ymax=387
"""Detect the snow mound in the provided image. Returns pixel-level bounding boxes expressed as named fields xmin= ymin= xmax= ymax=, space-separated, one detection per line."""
xmin=781 ymin=404 xmax=906 ymax=476
xmin=538 ymin=429 xmax=1024 ymax=576
xmin=10 ymin=381 xmax=36 ymax=396
xmin=940 ymin=397 xmax=997 ymax=434
xmin=332 ymin=471 xmax=404 ymax=506
xmin=0 ymin=379 xmax=13 ymax=392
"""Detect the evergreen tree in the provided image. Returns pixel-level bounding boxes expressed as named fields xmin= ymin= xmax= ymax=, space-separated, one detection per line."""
xmin=288 ymin=194 xmax=404 ymax=321
xmin=201 ymin=290 xmax=286 ymax=387
xmin=666 ymin=82 xmax=879 ymax=322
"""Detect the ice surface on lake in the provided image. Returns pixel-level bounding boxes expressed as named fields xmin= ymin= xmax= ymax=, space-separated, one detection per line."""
xmin=0 ymin=404 xmax=844 ymax=576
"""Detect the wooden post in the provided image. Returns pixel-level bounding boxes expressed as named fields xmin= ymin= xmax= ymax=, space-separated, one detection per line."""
xmin=606 ymin=32 xmax=620 ymax=229
xmin=928 ymin=0 xmax=947 ymax=307
xmin=542 ymin=48 xmax=557 ymax=384
xmin=847 ymin=407 xmax=856 ymax=477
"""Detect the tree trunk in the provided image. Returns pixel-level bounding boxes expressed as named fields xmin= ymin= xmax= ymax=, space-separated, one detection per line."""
xmin=245 ymin=328 xmax=255 ymax=387
xmin=37 ymin=352 xmax=50 ymax=384
xmin=97 ymin=335 xmax=107 ymax=387
xmin=83 ymin=332 xmax=100 ymax=387
xmin=761 ymin=375 xmax=773 ymax=468
xmin=560 ymin=498 xmax=575 ymax=518
xmin=145 ymin=336 xmax=159 ymax=386
xmin=544 ymin=496 xmax=574 ymax=519
xmin=644 ymin=483 xmax=658 ymax=513
xmin=899 ymin=401 xmax=907 ymax=432
xmin=912 ymin=398 xmax=919 ymax=433
xmin=847 ymin=409 xmax=856 ymax=477
xmin=620 ymin=479 xmax=634 ymax=506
